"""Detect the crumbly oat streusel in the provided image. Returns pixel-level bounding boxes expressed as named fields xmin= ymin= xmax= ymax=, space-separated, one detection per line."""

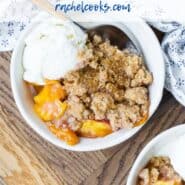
xmin=59 ymin=35 xmax=153 ymax=131
xmin=137 ymin=156 xmax=185 ymax=185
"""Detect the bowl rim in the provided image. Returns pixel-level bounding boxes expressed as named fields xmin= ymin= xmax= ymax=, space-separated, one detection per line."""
xmin=10 ymin=15 xmax=165 ymax=151
xmin=126 ymin=124 xmax=185 ymax=185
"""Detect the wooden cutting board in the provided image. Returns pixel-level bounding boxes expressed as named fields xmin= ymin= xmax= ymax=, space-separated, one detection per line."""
xmin=0 ymin=30 xmax=185 ymax=185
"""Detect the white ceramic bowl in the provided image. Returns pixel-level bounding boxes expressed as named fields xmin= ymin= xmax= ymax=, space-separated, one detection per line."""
xmin=127 ymin=124 xmax=185 ymax=184
xmin=10 ymin=17 xmax=165 ymax=151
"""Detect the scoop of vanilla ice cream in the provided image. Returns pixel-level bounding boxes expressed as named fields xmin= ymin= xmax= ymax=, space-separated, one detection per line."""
xmin=23 ymin=17 xmax=87 ymax=85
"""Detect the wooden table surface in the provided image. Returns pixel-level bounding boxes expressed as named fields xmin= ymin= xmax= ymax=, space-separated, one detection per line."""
xmin=0 ymin=32 xmax=185 ymax=185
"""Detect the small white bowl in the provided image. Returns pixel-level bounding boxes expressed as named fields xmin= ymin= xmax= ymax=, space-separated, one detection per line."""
xmin=10 ymin=16 xmax=165 ymax=151
xmin=127 ymin=124 xmax=185 ymax=185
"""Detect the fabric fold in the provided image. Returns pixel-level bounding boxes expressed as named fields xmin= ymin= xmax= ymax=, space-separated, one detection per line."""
xmin=151 ymin=22 xmax=185 ymax=106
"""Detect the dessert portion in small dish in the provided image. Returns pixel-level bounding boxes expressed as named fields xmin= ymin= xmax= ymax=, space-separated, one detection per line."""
xmin=23 ymin=18 xmax=153 ymax=146
xmin=137 ymin=156 xmax=185 ymax=185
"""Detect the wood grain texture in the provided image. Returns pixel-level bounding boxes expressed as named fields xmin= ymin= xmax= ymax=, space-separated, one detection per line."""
xmin=0 ymin=42 xmax=185 ymax=185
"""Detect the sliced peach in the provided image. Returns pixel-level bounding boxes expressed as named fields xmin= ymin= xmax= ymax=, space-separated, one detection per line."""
xmin=45 ymin=79 xmax=59 ymax=85
xmin=49 ymin=125 xmax=79 ymax=145
xmin=34 ymin=100 xmax=67 ymax=121
xmin=34 ymin=85 xmax=43 ymax=93
xmin=79 ymin=120 xmax=112 ymax=138
xmin=134 ymin=114 xmax=148 ymax=127
xmin=155 ymin=180 xmax=181 ymax=185
xmin=34 ymin=82 xmax=66 ymax=104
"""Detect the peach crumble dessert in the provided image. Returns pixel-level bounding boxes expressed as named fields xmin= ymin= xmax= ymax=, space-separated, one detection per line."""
xmin=137 ymin=157 xmax=185 ymax=185
xmin=25 ymin=33 xmax=153 ymax=145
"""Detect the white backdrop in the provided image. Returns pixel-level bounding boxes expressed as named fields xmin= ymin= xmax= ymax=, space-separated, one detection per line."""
xmin=0 ymin=0 xmax=185 ymax=22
